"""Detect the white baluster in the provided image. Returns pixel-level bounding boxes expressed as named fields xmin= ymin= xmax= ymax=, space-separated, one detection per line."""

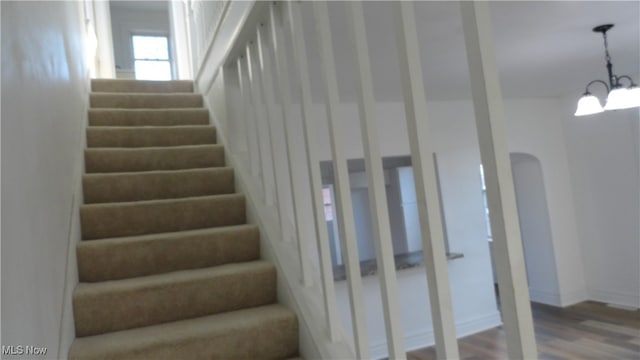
xmin=246 ymin=41 xmax=271 ymax=203
xmin=221 ymin=64 xmax=240 ymax=155
xmin=256 ymin=22 xmax=287 ymax=235
xmin=269 ymin=2 xmax=313 ymax=285
xmin=460 ymin=2 xmax=537 ymax=358
xmin=312 ymin=2 xmax=370 ymax=358
xmin=237 ymin=55 xmax=259 ymax=181
xmin=346 ymin=2 xmax=406 ymax=358
xmin=392 ymin=2 xmax=460 ymax=359
xmin=286 ymin=0 xmax=340 ymax=342
xmin=247 ymin=27 xmax=278 ymax=209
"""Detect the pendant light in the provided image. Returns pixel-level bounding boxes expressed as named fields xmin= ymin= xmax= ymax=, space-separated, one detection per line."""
xmin=575 ymin=24 xmax=640 ymax=116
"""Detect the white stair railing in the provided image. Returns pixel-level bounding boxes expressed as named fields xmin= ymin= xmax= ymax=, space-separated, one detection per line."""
xmin=186 ymin=1 xmax=537 ymax=359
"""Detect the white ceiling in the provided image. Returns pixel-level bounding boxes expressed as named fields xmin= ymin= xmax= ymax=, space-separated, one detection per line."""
xmin=297 ymin=1 xmax=640 ymax=102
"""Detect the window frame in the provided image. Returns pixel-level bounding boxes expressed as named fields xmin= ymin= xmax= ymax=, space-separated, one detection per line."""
xmin=130 ymin=32 xmax=173 ymax=80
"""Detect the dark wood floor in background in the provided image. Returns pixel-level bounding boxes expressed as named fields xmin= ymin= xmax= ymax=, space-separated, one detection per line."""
xmin=407 ymin=301 xmax=640 ymax=360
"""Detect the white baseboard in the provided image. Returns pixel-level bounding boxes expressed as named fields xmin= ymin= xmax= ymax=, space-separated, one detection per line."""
xmin=589 ymin=288 xmax=640 ymax=309
xmin=528 ymin=288 xmax=562 ymax=306
xmin=607 ymin=303 xmax=639 ymax=311
xmin=528 ymin=287 xmax=588 ymax=308
xmin=57 ymin=76 xmax=91 ymax=359
xmin=370 ymin=311 xmax=502 ymax=359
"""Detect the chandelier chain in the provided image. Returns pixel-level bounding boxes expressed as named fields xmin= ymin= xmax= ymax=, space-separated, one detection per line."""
xmin=602 ymin=31 xmax=611 ymax=64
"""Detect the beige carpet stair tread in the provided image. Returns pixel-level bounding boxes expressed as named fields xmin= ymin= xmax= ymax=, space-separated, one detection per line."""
xmin=71 ymin=78 xmax=299 ymax=359
xmin=85 ymin=144 xmax=224 ymax=173
xmin=83 ymin=167 xmax=234 ymax=204
xmin=91 ymin=92 xmax=203 ymax=108
xmin=92 ymin=79 xmax=194 ymax=93
xmin=89 ymin=108 xmax=209 ymax=126
xmin=80 ymin=194 xmax=246 ymax=240
xmin=68 ymin=304 xmax=299 ymax=360
xmin=87 ymin=125 xmax=216 ymax=148
xmin=73 ymin=261 xmax=277 ymax=337
xmin=77 ymin=225 xmax=259 ymax=282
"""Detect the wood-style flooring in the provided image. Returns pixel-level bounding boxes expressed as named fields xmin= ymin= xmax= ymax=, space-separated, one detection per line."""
xmin=407 ymin=301 xmax=640 ymax=360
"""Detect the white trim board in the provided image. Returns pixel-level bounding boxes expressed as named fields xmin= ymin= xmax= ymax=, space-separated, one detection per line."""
xmin=369 ymin=311 xmax=502 ymax=360
xmin=589 ymin=288 xmax=640 ymax=309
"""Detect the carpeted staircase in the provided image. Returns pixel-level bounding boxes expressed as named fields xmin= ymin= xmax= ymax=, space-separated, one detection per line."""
xmin=68 ymin=79 xmax=299 ymax=359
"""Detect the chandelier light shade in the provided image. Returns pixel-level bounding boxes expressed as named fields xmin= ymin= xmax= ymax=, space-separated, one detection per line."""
xmin=627 ymin=86 xmax=640 ymax=106
xmin=575 ymin=24 xmax=640 ymax=116
xmin=603 ymin=87 xmax=632 ymax=110
xmin=575 ymin=93 xmax=604 ymax=116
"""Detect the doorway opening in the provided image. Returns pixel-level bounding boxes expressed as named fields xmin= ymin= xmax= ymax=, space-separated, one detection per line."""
xmin=485 ymin=153 xmax=560 ymax=305
xmin=109 ymin=0 xmax=174 ymax=79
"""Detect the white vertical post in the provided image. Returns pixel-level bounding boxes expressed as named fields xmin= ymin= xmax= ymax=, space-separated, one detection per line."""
xmin=269 ymin=3 xmax=313 ymax=286
xmin=169 ymin=0 xmax=193 ymax=79
xmin=256 ymin=22 xmax=286 ymax=235
xmin=392 ymin=3 xmax=460 ymax=359
xmin=236 ymin=56 xmax=256 ymax=175
xmin=312 ymin=2 xmax=370 ymax=358
xmin=286 ymin=1 xmax=340 ymax=342
xmin=93 ymin=0 xmax=116 ymax=78
xmin=460 ymin=2 xmax=537 ymax=359
xmin=245 ymin=41 xmax=271 ymax=203
xmin=222 ymin=64 xmax=239 ymax=154
xmin=346 ymin=2 xmax=406 ymax=358
xmin=249 ymin=27 xmax=278 ymax=208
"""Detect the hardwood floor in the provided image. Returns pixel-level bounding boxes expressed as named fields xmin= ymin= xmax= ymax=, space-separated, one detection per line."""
xmin=407 ymin=301 xmax=640 ymax=360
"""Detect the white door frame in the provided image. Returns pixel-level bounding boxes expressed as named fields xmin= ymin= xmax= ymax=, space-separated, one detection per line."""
xmin=92 ymin=0 xmax=116 ymax=78
xmin=169 ymin=0 xmax=193 ymax=79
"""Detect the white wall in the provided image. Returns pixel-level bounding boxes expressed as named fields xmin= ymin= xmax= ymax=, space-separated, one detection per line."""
xmin=109 ymin=3 xmax=170 ymax=74
xmin=1 ymin=1 xmax=88 ymax=358
xmin=503 ymin=98 xmax=587 ymax=306
xmin=562 ymin=100 xmax=640 ymax=308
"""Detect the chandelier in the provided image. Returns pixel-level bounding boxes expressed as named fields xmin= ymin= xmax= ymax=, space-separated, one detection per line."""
xmin=574 ymin=24 xmax=640 ymax=116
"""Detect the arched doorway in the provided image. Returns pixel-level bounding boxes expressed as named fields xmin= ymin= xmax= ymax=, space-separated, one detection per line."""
xmin=510 ymin=153 xmax=560 ymax=304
